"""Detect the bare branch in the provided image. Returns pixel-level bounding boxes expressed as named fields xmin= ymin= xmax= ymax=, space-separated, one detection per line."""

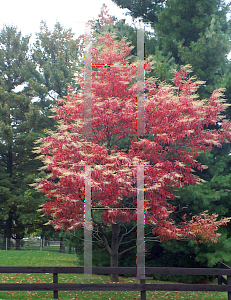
xmin=119 ymin=238 xmax=137 ymax=245
xmin=119 ymin=244 xmax=137 ymax=256
xmin=145 ymin=238 xmax=161 ymax=242
xmin=67 ymin=229 xmax=103 ymax=243
xmin=92 ymin=228 xmax=104 ymax=244
xmin=91 ymin=210 xmax=112 ymax=255
xmin=118 ymin=224 xmax=137 ymax=246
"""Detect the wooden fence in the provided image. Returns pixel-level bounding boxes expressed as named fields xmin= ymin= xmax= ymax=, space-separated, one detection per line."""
xmin=0 ymin=262 xmax=231 ymax=299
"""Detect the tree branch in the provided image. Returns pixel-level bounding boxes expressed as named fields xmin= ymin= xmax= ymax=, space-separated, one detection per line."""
xmin=119 ymin=238 xmax=137 ymax=245
xmin=67 ymin=230 xmax=103 ymax=243
xmin=91 ymin=210 xmax=112 ymax=255
xmin=119 ymin=244 xmax=137 ymax=256
xmin=118 ymin=224 xmax=137 ymax=246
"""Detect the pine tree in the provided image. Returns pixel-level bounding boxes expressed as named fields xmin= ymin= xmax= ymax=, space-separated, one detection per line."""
xmin=109 ymin=1 xmax=231 ymax=270
xmin=32 ymin=21 xmax=80 ymax=99
xmin=0 ymin=26 xmax=49 ymax=246
xmin=112 ymin=0 xmax=231 ymax=95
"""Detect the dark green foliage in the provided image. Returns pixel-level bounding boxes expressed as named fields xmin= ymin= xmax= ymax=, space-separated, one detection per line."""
xmin=110 ymin=0 xmax=231 ymax=273
xmin=0 ymin=22 xmax=80 ymax=243
xmin=145 ymin=240 xmax=207 ymax=283
xmin=110 ymin=0 xmax=166 ymax=24
xmin=0 ymin=26 xmax=45 ymax=243
xmin=32 ymin=21 xmax=79 ymax=98
xmin=112 ymin=0 xmax=231 ymax=95
xmin=171 ymin=146 xmax=231 ymax=270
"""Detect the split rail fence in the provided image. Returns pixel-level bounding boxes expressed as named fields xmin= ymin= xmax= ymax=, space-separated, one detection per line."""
xmin=0 ymin=262 xmax=231 ymax=300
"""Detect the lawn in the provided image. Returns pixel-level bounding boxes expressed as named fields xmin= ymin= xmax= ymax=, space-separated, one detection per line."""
xmin=0 ymin=250 xmax=228 ymax=300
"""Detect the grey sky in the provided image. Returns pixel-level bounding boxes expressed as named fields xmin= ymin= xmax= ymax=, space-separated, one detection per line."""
xmin=0 ymin=0 xmax=134 ymax=39
xmin=0 ymin=0 xmax=229 ymax=57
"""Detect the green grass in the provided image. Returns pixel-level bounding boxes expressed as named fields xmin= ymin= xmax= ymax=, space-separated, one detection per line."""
xmin=0 ymin=250 xmax=228 ymax=299
xmin=0 ymin=250 xmax=78 ymax=267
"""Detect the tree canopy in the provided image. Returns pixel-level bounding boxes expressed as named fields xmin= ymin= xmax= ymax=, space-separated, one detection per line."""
xmin=35 ymin=32 xmax=231 ymax=280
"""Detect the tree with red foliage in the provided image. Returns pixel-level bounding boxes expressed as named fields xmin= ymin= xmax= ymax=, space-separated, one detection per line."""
xmin=34 ymin=33 xmax=231 ymax=281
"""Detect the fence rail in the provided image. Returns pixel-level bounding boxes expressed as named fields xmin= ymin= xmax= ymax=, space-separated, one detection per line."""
xmin=0 ymin=263 xmax=231 ymax=299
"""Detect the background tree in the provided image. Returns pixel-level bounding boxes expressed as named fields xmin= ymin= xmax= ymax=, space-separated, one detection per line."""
xmin=32 ymin=20 xmax=80 ymax=100
xmin=0 ymin=25 xmax=46 ymax=247
xmin=111 ymin=0 xmax=231 ymax=273
xmin=35 ymin=33 xmax=231 ymax=281
xmin=0 ymin=20 xmax=83 ymax=244
xmin=112 ymin=0 xmax=231 ymax=93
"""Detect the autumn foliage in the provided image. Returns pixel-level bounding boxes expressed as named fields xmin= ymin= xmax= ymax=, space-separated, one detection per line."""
xmin=35 ymin=33 xmax=231 ymax=244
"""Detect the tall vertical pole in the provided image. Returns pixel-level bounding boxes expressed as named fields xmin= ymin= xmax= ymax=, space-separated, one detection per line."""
xmin=84 ymin=22 xmax=92 ymax=137
xmin=84 ymin=165 xmax=92 ymax=277
xmin=84 ymin=21 xmax=93 ymax=278
xmin=136 ymin=21 xmax=145 ymax=278
xmin=137 ymin=22 xmax=145 ymax=136
xmin=137 ymin=165 xmax=145 ymax=278
xmin=137 ymin=165 xmax=146 ymax=300
xmin=137 ymin=21 xmax=146 ymax=299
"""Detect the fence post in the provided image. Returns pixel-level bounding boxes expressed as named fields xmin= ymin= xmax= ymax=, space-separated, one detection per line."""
xmin=140 ymin=276 xmax=146 ymax=300
xmin=218 ymin=262 xmax=222 ymax=285
xmin=53 ymin=272 xmax=58 ymax=299
xmin=40 ymin=237 xmax=43 ymax=251
xmin=228 ymin=273 xmax=231 ymax=300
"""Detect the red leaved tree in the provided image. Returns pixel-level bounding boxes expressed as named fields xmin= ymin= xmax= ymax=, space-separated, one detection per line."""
xmin=34 ymin=33 xmax=231 ymax=281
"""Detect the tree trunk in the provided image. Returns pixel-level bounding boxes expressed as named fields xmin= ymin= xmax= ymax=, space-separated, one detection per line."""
xmin=15 ymin=234 xmax=21 ymax=250
xmin=5 ymin=148 xmax=13 ymax=250
xmin=91 ymin=212 xmax=121 ymax=282
xmin=110 ymin=252 xmax=119 ymax=282
xmin=60 ymin=236 xmax=65 ymax=253
xmin=7 ymin=147 xmax=13 ymax=178
xmin=4 ymin=212 xmax=13 ymax=250
xmin=110 ymin=223 xmax=120 ymax=282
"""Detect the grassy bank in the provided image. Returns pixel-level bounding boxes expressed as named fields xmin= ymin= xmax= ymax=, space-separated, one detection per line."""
xmin=0 ymin=250 xmax=227 ymax=299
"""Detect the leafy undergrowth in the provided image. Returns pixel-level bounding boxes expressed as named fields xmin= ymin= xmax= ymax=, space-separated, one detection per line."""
xmin=0 ymin=250 xmax=227 ymax=299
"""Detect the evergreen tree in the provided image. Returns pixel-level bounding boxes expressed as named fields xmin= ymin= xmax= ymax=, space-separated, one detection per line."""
xmin=0 ymin=21 xmax=82 ymax=245
xmin=32 ymin=20 xmax=80 ymax=99
xmin=112 ymin=0 xmax=231 ymax=94
xmin=0 ymin=25 xmax=46 ymax=246
xmin=110 ymin=0 xmax=231 ymax=271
